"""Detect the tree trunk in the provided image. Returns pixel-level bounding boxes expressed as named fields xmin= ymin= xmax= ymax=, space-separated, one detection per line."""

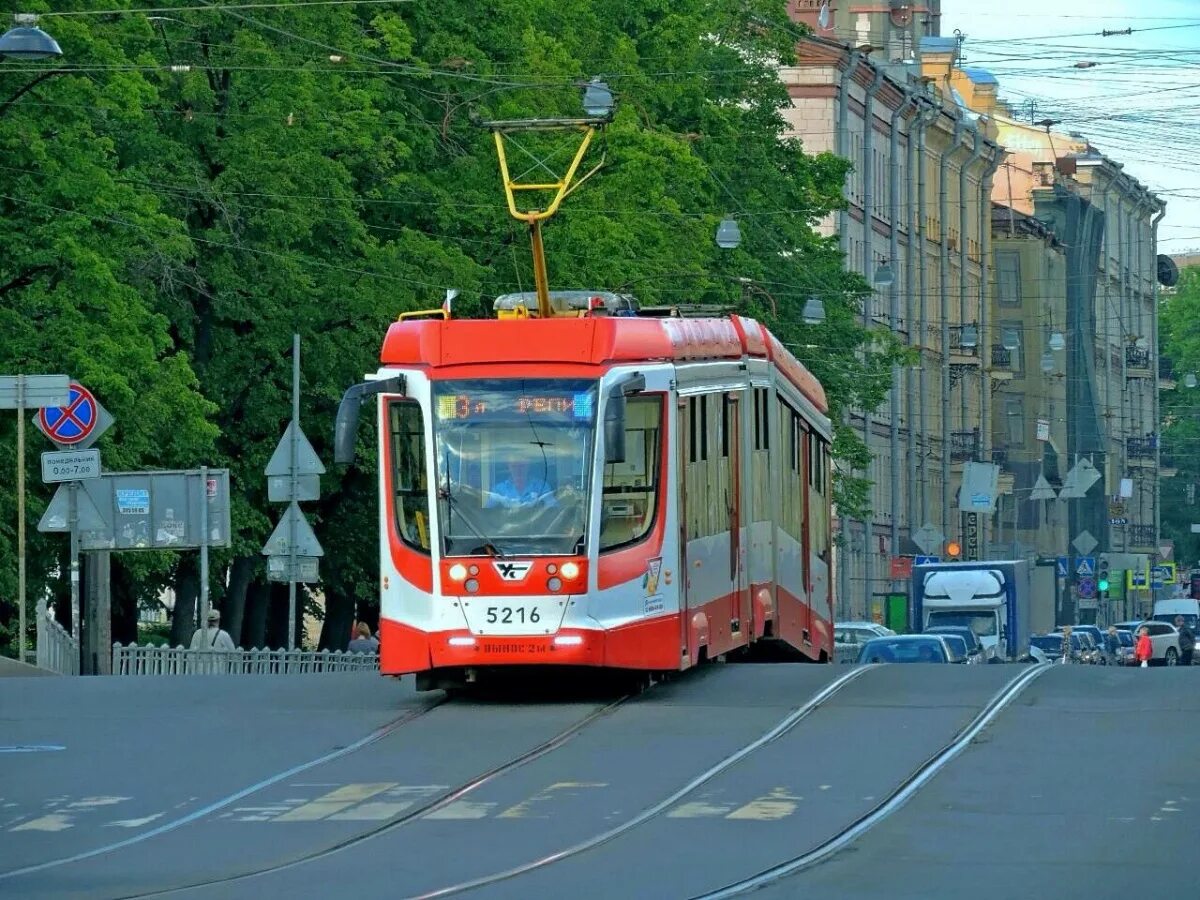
xmin=319 ymin=587 xmax=355 ymax=652
xmin=170 ymin=557 xmax=199 ymax=648
xmin=243 ymin=577 xmax=270 ymax=650
xmin=110 ymin=557 xmax=138 ymax=646
xmin=266 ymin=582 xmax=290 ymax=650
xmin=224 ymin=556 xmax=253 ymax=648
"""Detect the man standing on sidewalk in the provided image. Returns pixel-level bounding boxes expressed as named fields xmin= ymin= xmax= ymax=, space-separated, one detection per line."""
xmin=1175 ymin=616 xmax=1195 ymax=666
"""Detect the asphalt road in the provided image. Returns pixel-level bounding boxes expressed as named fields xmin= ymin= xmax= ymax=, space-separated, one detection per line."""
xmin=1 ymin=664 xmax=1196 ymax=899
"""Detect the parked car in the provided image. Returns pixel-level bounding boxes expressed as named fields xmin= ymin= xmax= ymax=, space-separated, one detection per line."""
xmin=1057 ymin=625 xmax=1112 ymax=664
xmin=939 ymin=634 xmax=972 ymax=664
xmin=855 ymin=635 xmax=956 ymax=664
xmin=835 ymin=621 xmax=896 ymax=663
xmin=924 ymin=626 xmax=986 ymax=664
xmin=1030 ymin=633 xmax=1084 ymax=664
xmin=1114 ymin=629 xmax=1137 ymax=666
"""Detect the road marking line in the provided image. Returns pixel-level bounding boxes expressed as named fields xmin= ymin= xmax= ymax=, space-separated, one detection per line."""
xmin=11 ymin=814 xmax=73 ymax=832
xmin=425 ymin=801 xmax=497 ymax=820
xmin=105 ymin=815 xmax=164 ymax=829
xmin=330 ymin=802 xmax=416 ymax=821
xmin=67 ymin=797 xmax=129 ymax=809
xmin=498 ymin=782 xmax=607 ymax=819
xmin=666 ymin=801 xmax=737 ymax=819
xmin=274 ymin=783 xmax=397 ymax=822
xmin=726 ymin=788 xmax=802 ymax=821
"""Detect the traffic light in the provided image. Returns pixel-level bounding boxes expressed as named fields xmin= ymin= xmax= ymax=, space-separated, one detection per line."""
xmin=946 ymin=541 xmax=962 ymax=559
xmin=1097 ymin=555 xmax=1111 ymax=595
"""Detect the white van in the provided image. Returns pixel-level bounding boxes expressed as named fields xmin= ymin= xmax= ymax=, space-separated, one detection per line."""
xmin=1152 ymin=598 xmax=1200 ymax=630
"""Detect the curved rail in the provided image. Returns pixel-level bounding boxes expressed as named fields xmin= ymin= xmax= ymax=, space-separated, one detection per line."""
xmin=694 ymin=662 xmax=1051 ymax=898
xmin=406 ymin=664 xmax=877 ymax=900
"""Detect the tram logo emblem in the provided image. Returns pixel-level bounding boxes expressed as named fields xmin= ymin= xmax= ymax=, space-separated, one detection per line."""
xmin=643 ymin=558 xmax=663 ymax=596
xmin=493 ymin=561 xmax=532 ymax=582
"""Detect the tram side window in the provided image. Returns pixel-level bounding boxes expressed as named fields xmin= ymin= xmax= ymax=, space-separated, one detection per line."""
xmin=808 ymin=432 xmax=831 ymax=559
xmin=388 ymin=400 xmax=430 ymax=552
xmin=777 ymin=398 xmax=804 ymax=544
xmin=600 ymin=396 xmax=663 ymax=551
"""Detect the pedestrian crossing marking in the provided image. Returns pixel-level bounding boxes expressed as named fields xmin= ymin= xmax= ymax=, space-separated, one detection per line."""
xmin=498 ymin=782 xmax=607 ymax=819
xmin=274 ymin=783 xmax=396 ymax=822
xmin=725 ymin=788 xmax=802 ymax=821
xmin=425 ymin=801 xmax=497 ymax=820
xmin=11 ymin=814 xmax=73 ymax=832
xmin=330 ymin=801 xmax=415 ymax=821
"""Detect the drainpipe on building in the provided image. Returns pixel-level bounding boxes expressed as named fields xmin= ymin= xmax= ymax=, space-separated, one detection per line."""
xmin=1152 ymin=203 xmax=1165 ymax=582
xmin=838 ymin=53 xmax=864 ymax=263
xmin=940 ymin=113 xmax=965 ymax=540
xmin=888 ymin=86 xmax=916 ymax=588
xmin=979 ymin=144 xmax=1000 ymax=559
xmin=914 ymin=97 xmax=938 ymax=528
xmin=959 ymin=128 xmax=985 ymax=455
xmin=860 ymin=66 xmax=884 ymax=617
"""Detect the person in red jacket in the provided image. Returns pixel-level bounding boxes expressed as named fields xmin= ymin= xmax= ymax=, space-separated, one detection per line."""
xmin=1134 ymin=626 xmax=1153 ymax=668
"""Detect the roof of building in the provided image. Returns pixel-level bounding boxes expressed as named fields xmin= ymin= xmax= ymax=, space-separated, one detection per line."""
xmin=962 ymin=67 xmax=999 ymax=86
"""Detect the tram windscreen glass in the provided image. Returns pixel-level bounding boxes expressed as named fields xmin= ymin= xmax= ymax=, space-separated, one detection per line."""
xmin=433 ymin=379 xmax=598 ymax=556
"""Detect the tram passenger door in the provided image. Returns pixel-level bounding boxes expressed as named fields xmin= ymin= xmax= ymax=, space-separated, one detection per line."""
xmin=725 ymin=393 xmax=748 ymax=644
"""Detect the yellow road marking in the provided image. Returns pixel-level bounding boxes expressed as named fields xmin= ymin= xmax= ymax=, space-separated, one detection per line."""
xmin=498 ymin=782 xmax=607 ymax=819
xmin=12 ymin=814 xmax=73 ymax=832
xmin=425 ymin=801 xmax=497 ymax=820
xmin=274 ymin=783 xmax=397 ymax=822
xmin=726 ymin=788 xmax=803 ymax=821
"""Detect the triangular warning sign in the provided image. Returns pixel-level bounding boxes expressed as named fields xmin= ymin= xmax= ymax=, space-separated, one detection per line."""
xmin=1029 ymin=475 xmax=1057 ymax=501
xmin=265 ymin=421 xmax=326 ymax=477
xmin=262 ymin=502 xmax=324 ymax=557
xmin=37 ymin=483 xmax=109 ymax=533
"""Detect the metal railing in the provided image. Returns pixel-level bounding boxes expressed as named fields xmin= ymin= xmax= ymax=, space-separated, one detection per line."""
xmin=950 ymin=429 xmax=980 ymax=462
xmin=36 ymin=612 xmax=79 ymax=676
xmin=112 ymin=644 xmax=380 ymax=676
xmin=991 ymin=345 xmax=1012 ymax=368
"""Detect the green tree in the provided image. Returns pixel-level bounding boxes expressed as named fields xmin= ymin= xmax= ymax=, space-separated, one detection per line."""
xmin=1159 ymin=266 xmax=1200 ymax=565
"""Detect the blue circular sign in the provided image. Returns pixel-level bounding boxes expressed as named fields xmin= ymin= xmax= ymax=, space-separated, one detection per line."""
xmin=38 ymin=382 xmax=97 ymax=445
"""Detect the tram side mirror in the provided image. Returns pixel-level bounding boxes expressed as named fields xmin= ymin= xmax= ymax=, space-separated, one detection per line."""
xmin=603 ymin=374 xmax=645 ymax=464
xmin=334 ymin=376 xmax=406 ymax=465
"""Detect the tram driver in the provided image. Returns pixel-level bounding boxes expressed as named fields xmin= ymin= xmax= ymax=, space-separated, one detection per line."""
xmin=485 ymin=458 xmax=559 ymax=509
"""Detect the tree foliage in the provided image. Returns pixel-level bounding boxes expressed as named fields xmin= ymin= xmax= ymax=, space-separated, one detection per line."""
xmin=1159 ymin=267 xmax=1200 ymax=564
xmin=0 ymin=0 xmax=896 ymax=655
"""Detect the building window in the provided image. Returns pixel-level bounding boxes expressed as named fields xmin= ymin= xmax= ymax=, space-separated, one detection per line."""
xmin=996 ymin=252 xmax=1021 ymax=305
xmin=1005 ymin=398 xmax=1024 ymax=446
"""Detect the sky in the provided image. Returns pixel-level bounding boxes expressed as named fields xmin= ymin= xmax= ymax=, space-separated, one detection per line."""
xmin=941 ymin=0 xmax=1200 ymax=254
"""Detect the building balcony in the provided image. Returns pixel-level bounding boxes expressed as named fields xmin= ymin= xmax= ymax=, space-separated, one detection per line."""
xmin=990 ymin=345 xmax=1014 ymax=381
xmin=1128 ymin=524 xmax=1156 ymax=551
xmin=950 ymin=429 xmax=980 ymax=463
xmin=1125 ymin=345 xmax=1152 ymax=375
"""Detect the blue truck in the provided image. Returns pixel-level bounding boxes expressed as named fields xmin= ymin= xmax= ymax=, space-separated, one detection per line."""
xmin=911 ymin=560 xmax=1031 ymax=662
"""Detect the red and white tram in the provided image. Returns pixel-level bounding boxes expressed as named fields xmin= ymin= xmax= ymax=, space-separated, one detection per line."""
xmin=335 ymin=291 xmax=834 ymax=689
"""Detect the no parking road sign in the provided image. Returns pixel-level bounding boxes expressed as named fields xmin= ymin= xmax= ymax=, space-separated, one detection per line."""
xmin=34 ymin=382 xmax=112 ymax=450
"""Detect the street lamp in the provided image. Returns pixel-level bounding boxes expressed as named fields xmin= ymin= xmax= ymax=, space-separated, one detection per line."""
xmin=1040 ymin=350 xmax=1055 ymax=374
xmin=803 ymin=295 xmax=826 ymax=325
xmin=960 ymin=323 xmax=979 ymax=349
xmin=715 ymin=216 xmax=741 ymax=249
xmin=0 ymin=14 xmax=62 ymax=60
xmin=1185 ymin=373 xmax=1197 ymax=389
xmin=1001 ymin=327 xmax=1021 ymax=351
xmin=581 ymin=78 xmax=614 ymax=120
xmin=873 ymin=260 xmax=894 ymax=288
xmin=1048 ymin=331 xmax=1066 ymax=351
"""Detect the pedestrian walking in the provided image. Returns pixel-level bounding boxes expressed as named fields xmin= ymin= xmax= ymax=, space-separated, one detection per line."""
xmin=1104 ymin=625 xmax=1120 ymax=659
xmin=1134 ymin=626 xmax=1153 ymax=668
xmin=1175 ymin=616 xmax=1195 ymax=666
xmin=1060 ymin=625 xmax=1073 ymax=665
xmin=190 ymin=609 xmax=236 ymax=651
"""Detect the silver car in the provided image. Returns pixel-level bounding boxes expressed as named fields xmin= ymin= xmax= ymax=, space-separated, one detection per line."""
xmin=834 ymin=622 xmax=895 ymax=663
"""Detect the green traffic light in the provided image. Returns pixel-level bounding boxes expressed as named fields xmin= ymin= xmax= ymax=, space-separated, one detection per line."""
xmin=1098 ymin=578 xmax=1110 ymax=592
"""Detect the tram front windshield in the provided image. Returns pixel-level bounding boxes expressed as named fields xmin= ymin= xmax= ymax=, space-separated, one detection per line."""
xmin=433 ymin=378 xmax=597 ymax=557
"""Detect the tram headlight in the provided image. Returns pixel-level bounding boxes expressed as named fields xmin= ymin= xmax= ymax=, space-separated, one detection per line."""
xmin=547 ymin=577 xmax=563 ymax=592
xmin=449 ymin=563 xmax=468 ymax=582
xmin=465 ymin=579 xmax=479 ymax=594
xmin=560 ymin=562 xmax=580 ymax=581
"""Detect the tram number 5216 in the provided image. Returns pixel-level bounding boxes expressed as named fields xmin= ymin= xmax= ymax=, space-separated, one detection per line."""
xmin=486 ymin=606 xmax=541 ymax=625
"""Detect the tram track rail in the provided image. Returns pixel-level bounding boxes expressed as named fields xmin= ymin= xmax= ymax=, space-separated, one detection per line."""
xmin=114 ymin=690 xmax=634 ymax=899
xmin=405 ymin=663 xmax=1049 ymax=900
xmin=693 ymin=661 xmax=1051 ymax=898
